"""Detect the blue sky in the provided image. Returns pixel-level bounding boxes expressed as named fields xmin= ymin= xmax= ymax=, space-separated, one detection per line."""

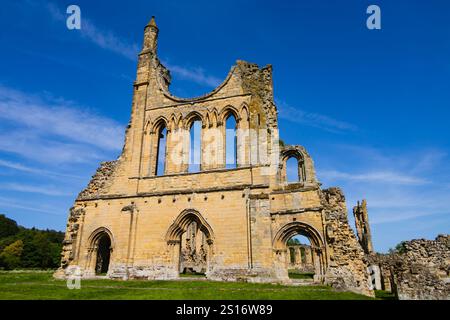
xmin=0 ymin=0 xmax=449 ymax=252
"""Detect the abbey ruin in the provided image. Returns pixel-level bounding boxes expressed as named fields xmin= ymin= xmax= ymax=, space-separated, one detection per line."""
xmin=55 ymin=18 xmax=449 ymax=299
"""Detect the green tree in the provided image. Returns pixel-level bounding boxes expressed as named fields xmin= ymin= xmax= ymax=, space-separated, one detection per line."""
xmin=0 ymin=214 xmax=64 ymax=269
xmin=0 ymin=214 xmax=19 ymax=238
xmin=388 ymin=241 xmax=406 ymax=254
xmin=287 ymin=238 xmax=300 ymax=246
xmin=0 ymin=239 xmax=23 ymax=270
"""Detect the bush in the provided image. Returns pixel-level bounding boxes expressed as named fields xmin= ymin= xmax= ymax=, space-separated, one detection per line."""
xmin=0 ymin=240 xmax=23 ymax=270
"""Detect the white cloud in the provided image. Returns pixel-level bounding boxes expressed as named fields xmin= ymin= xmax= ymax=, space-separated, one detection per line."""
xmin=316 ymin=145 xmax=450 ymax=251
xmin=81 ymin=19 xmax=139 ymax=61
xmin=0 ymin=159 xmax=82 ymax=179
xmin=0 ymin=196 xmax=62 ymax=216
xmin=0 ymin=183 xmax=71 ymax=196
xmin=46 ymin=2 xmax=139 ymax=61
xmin=370 ymin=210 xmax=448 ymax=225
xmin=320 ymin=169 xmax=428 ymax=185
xmin=0 ymin=131 xmax=105 ymax=164
xmin=46 ymin=3 xmax=221 ymax=89
xmin=163 ymin=62 xmax=222 ymax=88
xmin=277 ymin=100 xmax=357 ymax=132
xmin=0 ymin=85 xmax=124 ymax=164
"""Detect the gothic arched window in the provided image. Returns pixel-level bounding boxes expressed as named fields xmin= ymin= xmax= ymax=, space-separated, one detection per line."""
xmin=155 ymin=124 xmax=167 ymax=176
xmin=286 ymin=157 xmax=300 ymax=183
xmin=189 ymin=119 xmax=202 ymax=172
xmin=225 ymin=114 xmax=237 ymax=169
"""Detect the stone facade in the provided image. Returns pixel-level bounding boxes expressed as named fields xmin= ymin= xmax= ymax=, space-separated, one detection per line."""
xmin=54 ymin=17 xmax=374 ymax=297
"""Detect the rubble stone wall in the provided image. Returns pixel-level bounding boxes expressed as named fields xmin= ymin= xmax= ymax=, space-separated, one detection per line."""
xmin=377 ymin=235 xmax=449 ymax=300
xmin=321 ymin=188 xmax=374 ymax=297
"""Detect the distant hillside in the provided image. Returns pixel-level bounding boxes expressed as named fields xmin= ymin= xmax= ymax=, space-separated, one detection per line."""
xmin=0 ymin=214 xmax=64 ymax=270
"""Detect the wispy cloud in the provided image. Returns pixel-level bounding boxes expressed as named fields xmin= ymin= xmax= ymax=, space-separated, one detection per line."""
xmin=45 ymin=3 xmax=221 ymax=89
xmin=163 ymin=62 xmax=222 ymax=88
xmin=0 ymin=196 xmax=62 ymax=216
xmin=370 ymin=210 xmax=448 ymax=225
xmin=320 ymin=169 xmax=429 ymax=185
xmin=277 ymin=100 xmax=357 ymax=132
xmin=46 ymin=2 xmax=139 ymax=61
xmin=0 ymin=131 xmax=105 ymax=165
xmin=0 ymin=183 xmax=70 ymax=196
xmin=0 ymin=85 xmax=124 ymax=164
xmin=316 ymin=145 xmax=450 ymax=250
xmin=0 ymin=159 xmax=82 ymax=179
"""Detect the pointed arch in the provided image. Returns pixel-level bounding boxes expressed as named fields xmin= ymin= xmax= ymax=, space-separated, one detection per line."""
xmin=87 ymin=227 xmax=115 ymax=276
xmin=239 ymin=103 xmax=250 ymax=122
xmin=169 ymin=113 xmax=178 ymax=131
xmin=219 ymin=105 xmax=240 ymax=125
xmin=224 ymin=111 xmax=238 ymax=168
xmin=88 ymin=227 xmax=115 ymax=249
xmin=165 ymin=209 xmax=215 ymax=244
xmin=154 ymin=120 xmax=168 ymax=176
xmin=205 ymin=113 xmax=211 ymax=128
xmin=210 ymin=108 xmax=219 ymax=127
xmin=144 ymin=116 xmax=153 ymax=133
xmin=151 ymin=116 xmax=169 ymax=133
xmin=183 ymin=111 xmax=204 ymax=130
xmin=273 ymin=222 xmax=324 ymax=250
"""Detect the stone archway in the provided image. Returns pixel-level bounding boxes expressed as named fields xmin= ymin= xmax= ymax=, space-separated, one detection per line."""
xmin=165 ymin=209 xmax=215 ymax=277
xmin=273 ymin=222 xmax=326 ymax=282
xmin=95 ymin=234 xmax=111 ymax=274
xmin=86 ymin=227 xmax=114 ymax=277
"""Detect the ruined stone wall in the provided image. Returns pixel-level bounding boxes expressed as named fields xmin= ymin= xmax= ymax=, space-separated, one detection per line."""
xmin=321 ymin=187 xmax=374 ymax=297
xmin=56 ymin=18 xmax=377 ymax=298
xmin=373 ymin=235 xmax=449 ymax=300
xmin=353 ymin=199 xmax=373 ymax=254
xmin=77 ymin=161 xmax=119 ymax=200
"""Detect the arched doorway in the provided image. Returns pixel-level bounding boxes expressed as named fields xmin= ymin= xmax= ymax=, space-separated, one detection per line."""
xmin=87 ymin=227 xmax=114 ymax=277
xmin=273 ymin=222 xmax=326 ymax=282
xmin=165 ymin=209 xmax=214 ymax=277
xmin=95 ymin=234 xmax=111 ymax=275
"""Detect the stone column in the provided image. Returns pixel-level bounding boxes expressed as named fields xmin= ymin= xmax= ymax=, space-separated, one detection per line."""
xmin=304 ymin=246 xmax=313 ymax=265
xmin=295 ymin=247 xmax=302 ymax=268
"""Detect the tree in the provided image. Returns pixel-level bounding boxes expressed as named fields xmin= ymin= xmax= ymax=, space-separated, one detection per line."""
xmin=0 ymin=214 xmax=64 ymax=269
xmin=287 ymin=238 xmax=300 ymax=246
xmin=388 ymin=241 xmax=406 ymax=255
xmin=0 ymin=214 xmax=19 ymax=238
xmin=0 ymin=240 xmax=23 ymax=270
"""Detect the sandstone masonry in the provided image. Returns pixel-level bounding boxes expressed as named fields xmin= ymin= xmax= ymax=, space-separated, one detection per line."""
xmin=54 ymin=17 xmax=374 ymax=297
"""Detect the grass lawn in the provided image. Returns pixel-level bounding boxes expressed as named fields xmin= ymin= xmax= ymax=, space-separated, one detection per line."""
xmin=0 ymin=270 xmax=377 ymax=300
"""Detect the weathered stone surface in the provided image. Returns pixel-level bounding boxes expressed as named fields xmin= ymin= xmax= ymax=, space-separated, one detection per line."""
xmin=77 ymin=161 xmax=119 ymax=200
xmin=372 ymin=235 xmax=450 ymax=300
xmin=353 ymin=199 xmax=374 ymax=254
xmin=321 ymin=188 xmax=374 ymax=297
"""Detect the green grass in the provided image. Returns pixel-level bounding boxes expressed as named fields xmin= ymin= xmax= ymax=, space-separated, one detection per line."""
xmin=0 ymin=270 xmax=376 ymax=300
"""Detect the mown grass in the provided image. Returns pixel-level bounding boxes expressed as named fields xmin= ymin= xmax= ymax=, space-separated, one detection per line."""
xmin=0 ymin=270 xmax=376 ymax=300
